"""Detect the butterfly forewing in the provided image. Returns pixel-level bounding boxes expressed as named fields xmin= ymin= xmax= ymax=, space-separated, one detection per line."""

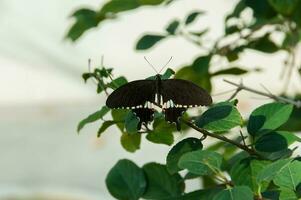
xmin=106 ymin=80 xmax=156 ymax=109
xmin=161 ymin=79 xmax=212 ymax=107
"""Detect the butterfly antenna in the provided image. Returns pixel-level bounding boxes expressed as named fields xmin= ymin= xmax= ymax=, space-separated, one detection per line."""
xmin=144 ymin=56 xmax=159 ymax=74
xmin=159 ymin=56 xmax=173 ymax=74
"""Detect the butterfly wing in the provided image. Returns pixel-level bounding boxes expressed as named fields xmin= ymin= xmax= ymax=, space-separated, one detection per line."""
xmin=161 ymin=79 xmax=212 ymax=107
xmin=161 ymin=79 xmax=212 ymax=130
xmin=106 ymin=80 xmax=156 ymax=109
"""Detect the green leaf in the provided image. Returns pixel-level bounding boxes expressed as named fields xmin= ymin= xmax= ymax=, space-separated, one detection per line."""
xmin=100 ymin=0 xmax=140 ymax=13
xmin=139 ymin=0 xmax=165 ymax=5
xmin=121 ymin=132 xmax=141 ymax=152
xmin=67 ymin=9 xmax=104 ymax=41
xmin=146 ymin=119 xmax=174 ymax=145
xmin=136 ymin=34 xmax=166 ymax=50
xmin=125 ymin=111 xmax=139 ymax=134
xmin=248 ymin=34 xmax=279 ymax=53
xmin=211 ymin=67 xmax=248 ymax=76
xmin=191 ymin=55 xmax=211 ymax=75
xmin=213 ymin=186 xmax=253 ymax=200
xmin=166 ymin=138 xmax=203 ymax=174
xmin=142 ymin=163 xmax=183 ymax=199
xmin=230 ymin=158 xmax=270 ymax=192
xmin=185 ymin=11 xmax=205 ymax=25
xmin=176 ymin=188 xmax=223 ymax=200
xmin=106 ymin=159 xmax=146 ymax=200
xmin=195 ymin=102 xmax=243 ymax=132
xmin=245 ymin=0 xmax=277 ymax=19
xmin=111 ymin=109 xmax=129 ymax=131
xmin=225 ymin=24 xmax=240 ymax=35
xmin=178 ymin=150 xmax=223 ymax=175
xmin=175 ymin=66 xmax=212 ymax=92
xmin=279 ymin=188 xmax=298 ymax=200
xmin=107 ymin=76 xmax=128 ymax=90
xmin=97 ymin=120 xmax=116 ymax=137
xmin=255 ymin=133 xmax=288 ymax=153
xmin=161 ymin=68 xmax=175 ymax=79
xmin=147 ymin=68 xmax=175 ymax=80
xmin=77 ymin=106 xmax=110 ymax=132
xmin=273 ymin=160 xmax=301 ymax=190
xmin=257 ymin=158 xmax=292 ymax=184
xmin=247 ymin=102 xmax=293 ymax=136
xmin=268 ymin=0 xmax=299 ymax=16
xmin=166 ymin=20 xmax=180 ymax=35
xmin=189 ymin=29 xmax=209 ymax=37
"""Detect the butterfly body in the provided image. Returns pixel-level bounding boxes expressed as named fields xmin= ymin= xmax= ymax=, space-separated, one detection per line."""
xmin=106 ymin=74 xmax=212 ymax=130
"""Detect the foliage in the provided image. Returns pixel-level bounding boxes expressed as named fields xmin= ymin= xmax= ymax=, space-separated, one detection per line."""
xmin=69 ymin=0 xmax=301 ymax=199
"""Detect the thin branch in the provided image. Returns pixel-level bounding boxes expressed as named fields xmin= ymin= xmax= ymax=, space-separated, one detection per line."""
xmin=182 ymin=119 xmax=262 ymax=157
xmin=224 ymin=79 xmax=301 ymax=108
xmin=240 ymin=130 xmax=247 ymax=147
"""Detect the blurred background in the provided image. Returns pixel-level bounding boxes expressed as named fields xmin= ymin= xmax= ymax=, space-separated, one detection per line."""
xmin=0 ymin=0 xmax=300 ymax=199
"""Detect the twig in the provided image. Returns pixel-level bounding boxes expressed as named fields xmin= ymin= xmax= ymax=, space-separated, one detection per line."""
xmin=224 ymin=79 xmax=301 ymax=108
xmin=182 ymin=119 xmax=262 ymax=157
xmin=240 ymin=130 xmax=247 ymax=147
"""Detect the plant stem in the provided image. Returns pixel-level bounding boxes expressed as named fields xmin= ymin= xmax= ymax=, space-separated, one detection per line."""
xmin=182 ymin=119 xmax=261 ymax=157
xmin=224 ymin=79 xmax=301 ymax=108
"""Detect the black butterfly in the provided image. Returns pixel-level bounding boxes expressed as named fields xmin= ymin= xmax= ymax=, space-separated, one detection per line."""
xmin=106 ymin=74 xmax=212 ymax=131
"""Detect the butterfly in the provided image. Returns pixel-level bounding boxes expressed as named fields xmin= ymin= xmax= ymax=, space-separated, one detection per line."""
xmin=106 ymin=74 xmax=212 ymax=131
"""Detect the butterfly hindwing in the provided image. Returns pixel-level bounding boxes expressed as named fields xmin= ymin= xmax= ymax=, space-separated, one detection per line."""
xmin=161 ymin=79 xmax=212 ymax=107
xmin=106 ymin=80 xmax=156 ymax=109
xmin=133 ymin=108 xmax=154 ymax=130
xmin=164 ymin=107 xmax=187 ymax=131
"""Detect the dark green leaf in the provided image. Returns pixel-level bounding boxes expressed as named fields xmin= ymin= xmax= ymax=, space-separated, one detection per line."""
xmin=125 ymin=111 xmax=139 ymax=134
xmin=142 ymin=163 xmax=183 ymax=199
xmin=191 ymin=55 xmax=211 ymax=75
xmin=189 ymin=29 xmax=209 ymax=37
xmin=121 ymin=132 xmax=141 ymax=152
xmin=178 ymin=150 xmax=223 ymax=175
xmin=176 ymin=188 xmax=223 ymax=200
xmin=281 ymin=102 xmax=301 ymax=132
xmin=166 ymin=138 xmax=203 ymax=174
xmin=67 ymin=9 xmax=104 ymax=41
xmin=136 ymin=34 xmax=166 ymax=50
xmin=97 ymin=120 xmax=116 ymax=137
xmin=245 ymin=0 xmax=277 ymax=19
xmin=185 ymin=11 xmax=205 ymax=25
xmin=77 ymin=106 xmax=110 ymax=132
xmin=166 ymin=20 xmax=180 ymax=35
xmin=225 ymin=25 xmax=240 ymax=35
xmin=82 ymin=73 xmax=94 ymax=82
xmin=273 ymin=160 xmax=301 ymax=190
xmin=255 ymin=133 xmax=288 ymax=153
xmin=230 ymin=158 xmax=270 ymax=192
xmin=161 ymin=68 xmax=175 ymax=79
xmin=195 ymin=102 xmax=243 ymax=132
xmin=106 ymin=159 xmax=146 ymax=200
xmin=213 ymin=186 xmax=253 ymax=200
xmin=100 ymin=0 xmax=140 ymax=13
xmin=139 ymin=0 xmax=165 ymax=5
xmin=248 ymin=34 xmax=279 ymax=53
xmin=226 ymin=0 xmax=246 ymax=20
xmin=247 ymin=102 xmax=293 ymax=136
xmin=277 ymin=131 xmax=301 ymax=145
xmin=211 ymin=67 xmax=248 ymax=76
xmin=268 ymin=0 xmax=299 ymax=16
